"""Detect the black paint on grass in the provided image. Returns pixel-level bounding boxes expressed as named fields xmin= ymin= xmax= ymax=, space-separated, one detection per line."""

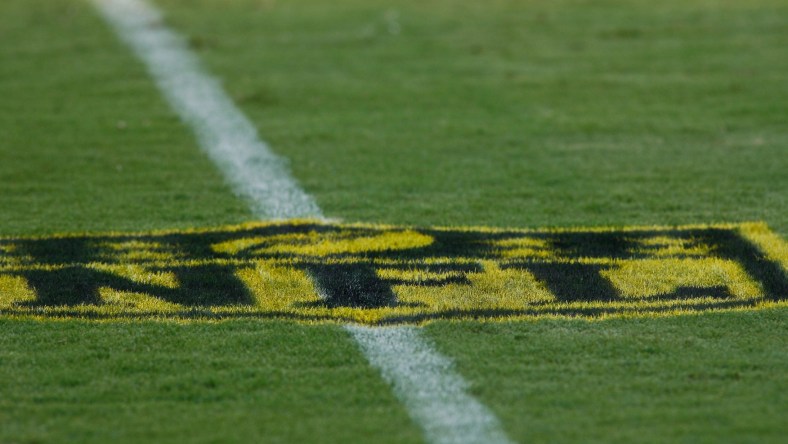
xmin=1 ymin=223 xmax=785 ymax=322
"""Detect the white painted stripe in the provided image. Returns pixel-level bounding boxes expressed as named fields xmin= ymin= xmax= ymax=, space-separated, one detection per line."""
xmin=92 ymin=0 xmax=322 ymax=220
xmin=93 ymin=1 xmax=513 ymax=442
xmin=347 ymin=325 xmax=514 ymax=444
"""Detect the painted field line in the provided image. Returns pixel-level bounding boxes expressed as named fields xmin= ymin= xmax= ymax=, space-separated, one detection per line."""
xmin=347 ymin=326 xmax=513 ymax=444
xmin=93 ymin=1 xmax=513 ymax=442
xmin=92 ymin=0 xmax=321 ymax=220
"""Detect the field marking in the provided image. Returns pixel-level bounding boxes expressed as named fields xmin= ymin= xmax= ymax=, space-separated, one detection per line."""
xmin=92 ymin=0 xmax=321 ymax=220
xmin=347 ymin=326 xmax=514 ymax=444
xmin=93 ymin=1 xmax=514 ymax=442
xmin=4 ymin=221 xmax=782 ymax=323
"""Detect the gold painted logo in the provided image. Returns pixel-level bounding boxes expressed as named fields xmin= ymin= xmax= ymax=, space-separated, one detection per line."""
xmin=1 ymin=221 xmax=786 ymax=324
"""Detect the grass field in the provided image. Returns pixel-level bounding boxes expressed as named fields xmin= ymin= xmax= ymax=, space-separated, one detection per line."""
xmin=0 ymin=0 xmax=786 ymax=442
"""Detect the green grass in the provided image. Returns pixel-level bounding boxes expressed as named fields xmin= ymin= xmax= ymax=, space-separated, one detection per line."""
xmin=0 ymin=0 xmax=786 ymax=442
xmin=0 ymin=320 xmax=421 ymax=443
xmin=428 ymin=310 xmax=787 ymax=443
xmin=0 ymin=0 xmax=251 ymax=235
xmin=157 ymin=0 xmax=788 ymax=233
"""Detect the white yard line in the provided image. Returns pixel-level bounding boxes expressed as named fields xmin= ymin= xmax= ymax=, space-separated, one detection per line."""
xmin=92 ymin=0 xmax=321 ymax=220
xmin=347 ymin=325 xmax=513 ymax=444
xmin=93 ymin=1 xmax=514 ymax=442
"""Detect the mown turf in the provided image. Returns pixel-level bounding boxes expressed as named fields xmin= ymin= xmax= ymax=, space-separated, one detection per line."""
xmin=0 ymin=0 xmax=786 ymax=442
xmin=157 ymin=0 xmax=788 ymax=233
xmin=0 ymin=320 xmax=421 ymax=444
xmin=427 ymin=309 xmax=787 ymax=444
xmin=0 ymin=0 xmax=251 ymax=235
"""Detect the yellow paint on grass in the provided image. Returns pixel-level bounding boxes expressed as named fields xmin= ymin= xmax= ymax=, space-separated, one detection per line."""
xmin=91 ymin=263 xmax=179 ymax=289
xmin=630 ymin=236 xmax=711 ymax=257
xmin=99 ymin=288 xmax=184 ymax=313
xmin=601 ymin=258 xmax=761 ymax=299
xmin=212 ymin=229 xmax=432 ymax=256
xmin=0 ymin=275 xmax=36 ymax=307
xmin=0 ymin=220 xmax=785 ymax=324
xmin=740 ymin=222 xmax=788 ymax=272
xmin=236 ymin=261 xmax=321 ymax=311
